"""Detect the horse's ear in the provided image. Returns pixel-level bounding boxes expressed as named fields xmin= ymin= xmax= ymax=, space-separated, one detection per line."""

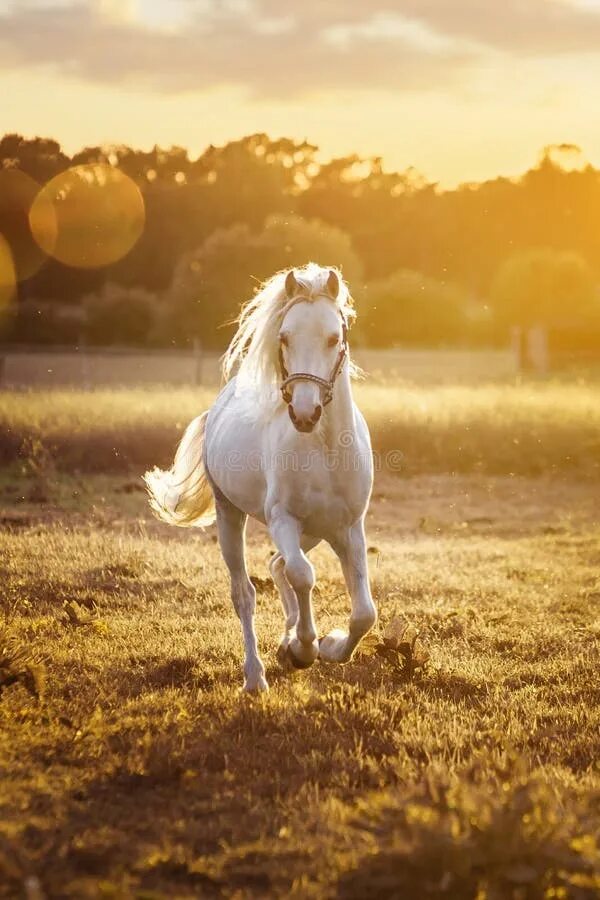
xmin=285 ymin=269 xmax=299 ymax=299
xmin=326 ymin=269 xmax=340 ymax=299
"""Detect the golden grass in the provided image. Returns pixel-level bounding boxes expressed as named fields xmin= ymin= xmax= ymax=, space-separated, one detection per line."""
xmin=1 ymin=381 xmax=600 ymax=476
xmin=0 ymin=469 xmax=599 ymax=897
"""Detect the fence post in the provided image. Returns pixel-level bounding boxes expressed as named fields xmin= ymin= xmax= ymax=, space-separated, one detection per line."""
xmin=511 ymin=326 xmax=524 ymax=373
xmin=79 ymin=333 xmax=91 ymax=390
xmin=527 ymin=325 xmax=549 ymax=375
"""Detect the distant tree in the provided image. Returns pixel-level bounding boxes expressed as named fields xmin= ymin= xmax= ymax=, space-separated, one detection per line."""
xmin=256 ymin=215 xmax=363 ymax=285
xmin=166 ymin=215 xmax=362 ymax=347
xmin=359 ymin=270 xmax=469 ymax=347
xmin=84 ymin=283 xmax=158 ymax=346
xmin=436 ymin=153 xmax=600 ymax=295
xmin=5 ymin=130 xmax=600 ymax=351
xmin=300 ymin=155 xmax=436 ymax=280
xmin=0 ymin=134 xmax=69 ymax=183
xmin=71 ymin=143 xmax=192 ymax=186
xmin=490 ymin=249 xmax=598 ymax=329
xmin=191 ymin=134 xmax=318 ymax=202
xmin=7 ymin=300 xmax=84 ymax=345
xmin=112 ymin=135 xmax=316 ymax=293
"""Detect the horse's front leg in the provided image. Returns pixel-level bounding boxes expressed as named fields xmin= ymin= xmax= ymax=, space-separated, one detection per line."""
xmin=268 ymin=511 xmax=319 ymax=669
xmin=270 ymin=535 xmax=320 ymax=665
xmin=215 ymin=496 xmax=268 ymax=692
xmin=320 ymin=518 xmax=377 ymax=663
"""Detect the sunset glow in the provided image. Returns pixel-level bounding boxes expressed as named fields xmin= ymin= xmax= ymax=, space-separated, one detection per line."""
xmin=2 ymin=0 xmax=600 ymax=185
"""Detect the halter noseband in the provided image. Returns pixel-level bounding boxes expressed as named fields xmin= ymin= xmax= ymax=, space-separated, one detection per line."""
xmin=279 ymin=295 xmax=349 ymax=407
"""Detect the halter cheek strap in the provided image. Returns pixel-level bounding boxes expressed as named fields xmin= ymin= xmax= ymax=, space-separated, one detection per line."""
xmin=279 ymin=299 xmax=349 ymax=407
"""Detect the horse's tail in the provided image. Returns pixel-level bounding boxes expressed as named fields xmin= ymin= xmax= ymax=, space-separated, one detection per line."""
xmin=143 ymin=411 xmax=216 ymax=527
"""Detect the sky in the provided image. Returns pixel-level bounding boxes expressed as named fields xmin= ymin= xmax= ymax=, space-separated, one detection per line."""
xmin=2 ymin=0 xmax=600 ymax=186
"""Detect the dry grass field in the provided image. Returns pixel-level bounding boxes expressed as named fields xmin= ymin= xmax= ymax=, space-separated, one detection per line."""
xmin=1 ymin=381 xmax=600 ymax=478
xmin=1 ymin=384 xmax=599 ymax=898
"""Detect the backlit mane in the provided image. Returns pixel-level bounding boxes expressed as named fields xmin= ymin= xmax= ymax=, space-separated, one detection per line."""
xmin=222 ymin=263 xmax=357 ymax=394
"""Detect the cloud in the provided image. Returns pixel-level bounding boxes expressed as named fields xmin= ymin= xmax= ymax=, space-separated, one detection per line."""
xmin=257 ymin=0 xmax=600 ymax=54
xmin=403 ymin=0 xmax=600 ymax=55
xmin=1 ymin=0 xmax=599 ymax=98
xmin=0 ymin=1 xmax=477 ymax=95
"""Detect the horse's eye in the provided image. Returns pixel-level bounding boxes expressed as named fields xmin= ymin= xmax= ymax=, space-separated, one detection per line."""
xmin=326 ymin=334 xmax=339 ymax=348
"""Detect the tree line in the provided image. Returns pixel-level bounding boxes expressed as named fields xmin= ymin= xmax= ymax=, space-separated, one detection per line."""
xmin=1 ymin=133 xmax=599 ymax=350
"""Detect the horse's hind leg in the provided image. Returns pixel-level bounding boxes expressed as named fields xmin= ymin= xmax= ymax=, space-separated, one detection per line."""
xmin=216 ymin=495 xmax=267 ymax=692
xmin=270 ymin=535 xmax=320 ymax=668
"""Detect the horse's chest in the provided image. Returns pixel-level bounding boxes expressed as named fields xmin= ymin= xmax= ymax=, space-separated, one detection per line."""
xmin=282 ymin=467 xmax=365 ymax=533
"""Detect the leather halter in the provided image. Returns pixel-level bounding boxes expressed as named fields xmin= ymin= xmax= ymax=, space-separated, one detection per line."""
xmin=278 ymin=295 xmax=349 ymax=407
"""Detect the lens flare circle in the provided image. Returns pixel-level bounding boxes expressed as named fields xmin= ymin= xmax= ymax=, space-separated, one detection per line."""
xmin=0 ymin=234 xmax=16 ymax=309
xmin=30 ymin=164 xmax=145 ymax=269
xmin=0 ymin=168 xmax=56 ymax=282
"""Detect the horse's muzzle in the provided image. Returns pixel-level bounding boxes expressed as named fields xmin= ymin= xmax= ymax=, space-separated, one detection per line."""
xmin=288 ymin=403 xmax=322 ymax=433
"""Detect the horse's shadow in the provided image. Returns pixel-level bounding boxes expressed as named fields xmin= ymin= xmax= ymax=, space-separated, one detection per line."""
xmin=110 ymin=654 xmax=227 ymax=697
xmin=111 ymin=644 xmax=485 ymax=711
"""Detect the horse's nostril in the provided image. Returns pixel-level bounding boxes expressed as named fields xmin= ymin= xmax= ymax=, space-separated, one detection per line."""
xmin=289 ymin=404 xmax=321 ymax=431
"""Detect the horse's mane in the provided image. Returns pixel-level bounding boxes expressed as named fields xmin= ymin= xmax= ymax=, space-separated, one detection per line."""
xmin=222 ymin=263 xmax=357 ymax=398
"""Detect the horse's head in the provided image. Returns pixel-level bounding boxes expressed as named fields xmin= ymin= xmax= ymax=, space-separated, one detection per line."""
xmin=278 ymin=269 xmax=348 ymax=433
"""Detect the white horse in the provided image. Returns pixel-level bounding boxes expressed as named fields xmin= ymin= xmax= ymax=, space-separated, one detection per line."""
xmin=144 ymin=263 xmax=377 ymax=691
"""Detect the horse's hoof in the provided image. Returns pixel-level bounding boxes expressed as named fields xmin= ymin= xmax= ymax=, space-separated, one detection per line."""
xmin=277 ymin=638 xmax=317 ymax=670
xmin=243 ymin=674 xmax=269 ymax=693
xmin=287 ymin=645 xmax=314 ymax=670
xmin=318 ymin=629 xmax=350 ymax=663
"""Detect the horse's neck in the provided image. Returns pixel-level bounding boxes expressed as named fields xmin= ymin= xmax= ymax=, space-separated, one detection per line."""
xmin=322 ymin=365 xmax=355 ymax=445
